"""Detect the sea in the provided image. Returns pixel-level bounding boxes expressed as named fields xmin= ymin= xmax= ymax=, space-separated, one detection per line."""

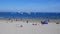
xmin=0 ymin=12 xmax=60 ymax=19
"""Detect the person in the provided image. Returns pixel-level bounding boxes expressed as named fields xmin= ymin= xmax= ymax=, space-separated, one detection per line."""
xmin=16 ymin=19 xmax=18 ymax=21
xmin=26 ymin=20 xmax=28 ymax=23
xmin=10 ymin=19 xmax=13 ymax=23
xmin=8 ymin=18 xmax=11 ymax=20
xmin=20 ymin=25 xmax=23 ymax=27
xmin=56 ymin=22 xmax=59 ymax=24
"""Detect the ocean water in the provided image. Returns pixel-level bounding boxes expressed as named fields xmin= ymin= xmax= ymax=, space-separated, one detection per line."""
xmin=0 ymin=12 xmax=60 ymax=19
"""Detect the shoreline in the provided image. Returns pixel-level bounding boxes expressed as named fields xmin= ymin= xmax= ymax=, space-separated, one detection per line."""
xmin=0 ymin=18 xmax=60 ymax=23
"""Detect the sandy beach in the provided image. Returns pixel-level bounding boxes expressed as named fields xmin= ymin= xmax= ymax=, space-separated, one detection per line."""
xmin=0 ymin=19 xmax=60 ymax=34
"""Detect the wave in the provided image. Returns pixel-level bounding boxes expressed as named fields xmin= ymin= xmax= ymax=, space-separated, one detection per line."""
xmin=0 ymin=12 xmax=60 ymax=19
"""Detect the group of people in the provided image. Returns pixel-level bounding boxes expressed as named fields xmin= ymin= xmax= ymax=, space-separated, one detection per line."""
xmin=7 ymin=18 xmax=59 ymax=24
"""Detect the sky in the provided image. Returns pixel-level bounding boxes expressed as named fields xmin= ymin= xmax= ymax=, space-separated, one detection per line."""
xmin=0 ymin=0 xmax=60 ymax=12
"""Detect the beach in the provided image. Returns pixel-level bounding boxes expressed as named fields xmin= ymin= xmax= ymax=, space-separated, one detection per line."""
xmin=0 ymin=19 xmax=60 ymax=34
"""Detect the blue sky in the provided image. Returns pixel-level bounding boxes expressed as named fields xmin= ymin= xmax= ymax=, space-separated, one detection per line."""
xmin=0 ymin=0 xmax=60 ymax=12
